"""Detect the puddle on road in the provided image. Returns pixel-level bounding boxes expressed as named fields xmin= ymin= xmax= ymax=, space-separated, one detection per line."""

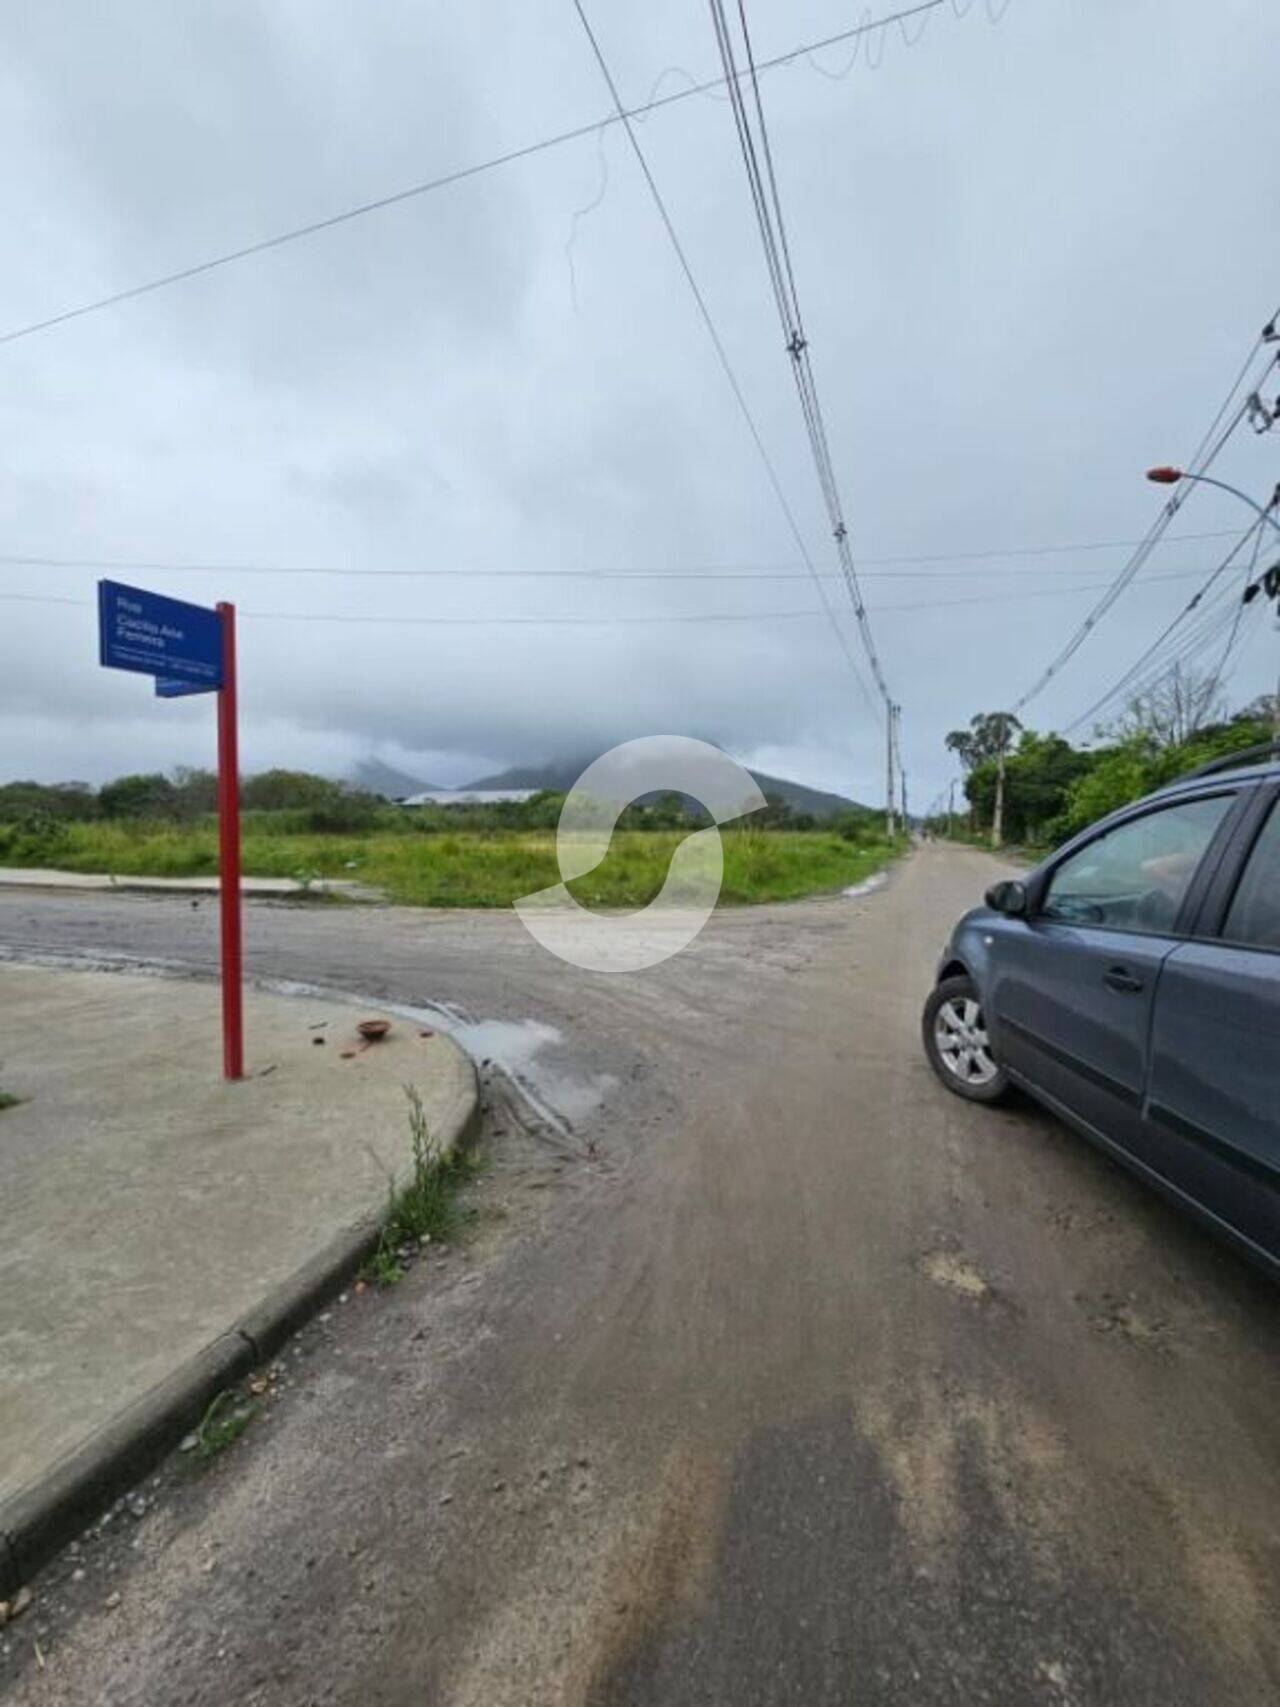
xmin=842 ymin=872 xmax=888 ymax=901
xmin=447 ymin=1016 xmax=616 ymax=1130
xmin=263 ymin=979 xmax=613 ymax=1138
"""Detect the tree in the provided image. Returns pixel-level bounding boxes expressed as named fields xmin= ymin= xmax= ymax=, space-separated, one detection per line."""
xmin=0 ymin=781 xmax=96 ymax=822
xmin=170 ymin=766 xmax=217 ymax=820
xmin=1054 ymin=741 xmax=1153 ymax=840
xmin=240 ymin=769 xmax=341 ymax=811
xmin=945 ymin=711 xmax=1022 ymax=772
xmin=944 ymin=691 xmax=1270 ymax=850
xmin=964 ymin=730 xmax=1095 ymax=844
xmin=944 ymin=712 xmax=1022 ymax=846
xmin=98 ymin=773 xmax=178 ymax=819
xmin=1237 ymin=690 xmax=1279 ymax=736
xmin=1107 ymin=663 xmax=1226 ymax=749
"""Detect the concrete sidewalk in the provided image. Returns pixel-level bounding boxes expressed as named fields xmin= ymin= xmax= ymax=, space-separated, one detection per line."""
xmin=0 ymin=867 xmax=363 ymax=897
xmin=0 ymin=962 xmax=478 ymax=1588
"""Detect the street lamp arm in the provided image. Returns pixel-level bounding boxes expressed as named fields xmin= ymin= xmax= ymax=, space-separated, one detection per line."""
xmin=1145 ymin=467 xmax=1280 ymax=536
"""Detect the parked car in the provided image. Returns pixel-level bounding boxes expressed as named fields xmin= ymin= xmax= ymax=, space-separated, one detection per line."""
xmin=923 ymin=742 xmax=1280 ymax=1278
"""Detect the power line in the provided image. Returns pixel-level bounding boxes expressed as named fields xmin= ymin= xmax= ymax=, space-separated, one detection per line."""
xmin=1011 ymin=311 xmax=1280 ymax=714
xmin=707 ymin=0 xmax=899 ymax=824
xmin=0 ymin=592 xmax=856 ymax=627
xmin=1201 ymin=522 xmax=1268 ymax=705
xmin=0 ymin=530 xmax=1245 ymax=582
xmin=0 ymin=564 xmax=1220 ymax=625
xmin=1066 ymin=586 xmax=1243 ymax=733
xmin=869 ymin=565 xmax=1212 ymax=611
xmin=706 ymin=0 xmax=894 ymax=715
xmin=847 ymin=525 xmax=1243 ymax=567
xmin=1077 ymin=495 xmax=1280 ymax=723
xmin=1062 ymin=519 xmax=1269 ymax=734
xmin=0 ymin=591 xmax=1021 ymax=625
xmin=1100 ymin=596 xmax=1266 ymax=731
xmin=567 ymin=0 xmax=883 ymax=721
xmin=0 ymin=0 xmax=969 ymax=350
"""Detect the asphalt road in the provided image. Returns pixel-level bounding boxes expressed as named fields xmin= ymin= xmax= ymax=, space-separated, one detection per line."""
xmin=3 ymin=844 xmax=1278 ymax=1705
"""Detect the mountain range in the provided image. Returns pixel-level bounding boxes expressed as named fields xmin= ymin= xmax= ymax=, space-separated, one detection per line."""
xmin=350 ymin=756 xmax=868 ymax=820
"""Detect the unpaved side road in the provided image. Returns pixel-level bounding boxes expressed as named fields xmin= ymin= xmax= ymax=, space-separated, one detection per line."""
xmin=2 ymin=844 xmax=1278 ymax=1705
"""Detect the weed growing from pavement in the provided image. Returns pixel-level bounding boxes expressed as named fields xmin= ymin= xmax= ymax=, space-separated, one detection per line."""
xmin=192 ymin=1390 xmax=258 ymax=1462
xmin=361 ymin=1085 xmax=481 ymax=1287
xmin=0 ymin=1090 xmax=20 ymax=1111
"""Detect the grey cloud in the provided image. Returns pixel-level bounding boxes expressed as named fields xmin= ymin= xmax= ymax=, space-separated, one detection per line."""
xmin=1 ymin=0 xmax=1277 ymax=810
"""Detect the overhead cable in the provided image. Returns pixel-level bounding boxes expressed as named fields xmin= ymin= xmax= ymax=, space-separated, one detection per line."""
xmin=1012 ymin=311 xmax=1280 ymax=714
xmin=0 ymin=0 xmax=979 ymax=350
xmin=568 ymin=0 xmax=883 ymax=720
xmin=707 ymin=0 xmax=894 ymax=711
xmin=1063 ymin=519 xmax=1269 ymax=733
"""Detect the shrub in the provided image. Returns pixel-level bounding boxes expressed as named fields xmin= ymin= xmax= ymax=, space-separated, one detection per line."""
xmin=98 ymin=773 xmax=178 ymax=819
xmin=300 ymin=790 xmax=385 ymax=833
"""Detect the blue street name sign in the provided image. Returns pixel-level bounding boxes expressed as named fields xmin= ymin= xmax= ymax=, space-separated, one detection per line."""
xmin=155 ymin=677 xmax=214 ymax=698
xmin=98 ymin=580 xmax=223 ymax=690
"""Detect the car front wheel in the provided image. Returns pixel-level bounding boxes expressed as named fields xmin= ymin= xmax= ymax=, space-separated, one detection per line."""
xmin=922 ymin=974 xmax=1011 ymax=1104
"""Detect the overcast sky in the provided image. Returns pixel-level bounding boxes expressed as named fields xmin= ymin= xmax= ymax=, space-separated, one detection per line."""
xmin=2 ymin=0 xmax=1277 ymax=808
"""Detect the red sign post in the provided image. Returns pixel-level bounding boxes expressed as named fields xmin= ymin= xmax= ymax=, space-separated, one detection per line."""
xmin=98 ymin=580 xmax=244 ymax=1080
xmin=215 ymin=602 xmax=244 ymax=1080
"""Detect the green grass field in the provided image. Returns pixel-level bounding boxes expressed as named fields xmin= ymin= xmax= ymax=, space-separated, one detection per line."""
xmin=0 ymin=818 xmax=902 ymax=909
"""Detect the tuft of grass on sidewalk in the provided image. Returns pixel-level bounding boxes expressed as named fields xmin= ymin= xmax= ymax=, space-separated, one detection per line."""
xmin=362 ymin=1086 xmax=482 ymax=1288
xmin=0 ymin=1090 xmax=21 ymax=1111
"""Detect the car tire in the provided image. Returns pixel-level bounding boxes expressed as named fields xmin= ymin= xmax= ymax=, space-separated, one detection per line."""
xmin=922 ymin=974 xmax=1012 ymax=1104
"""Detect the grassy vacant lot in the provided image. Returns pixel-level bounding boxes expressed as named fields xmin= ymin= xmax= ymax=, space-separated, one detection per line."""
xmin=0 ymin=818 xmax=902 ymax=908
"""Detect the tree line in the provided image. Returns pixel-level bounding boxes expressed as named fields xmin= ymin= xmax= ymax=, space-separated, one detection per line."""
xmin=0 ymin=768 xmax=884 ymax=841
xmin=937 ymin=671 xmax=1277 ymax=848
xmin=0 ymin=768 xmax=385 ymax=828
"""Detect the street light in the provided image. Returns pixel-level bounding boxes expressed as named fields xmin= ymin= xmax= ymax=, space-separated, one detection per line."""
xmin=1146 ymin=468 xmax=1280 ymax=735
xmin=1144 ymin=466 xmax=1280 ymax=536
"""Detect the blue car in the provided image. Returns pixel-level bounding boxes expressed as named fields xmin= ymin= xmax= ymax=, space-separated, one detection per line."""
xmin=923 ymin=741 xmax=1280 ymax=1278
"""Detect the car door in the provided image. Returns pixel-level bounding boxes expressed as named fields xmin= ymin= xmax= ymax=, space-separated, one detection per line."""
xmin=987 ymin=790 xmax=1239 ymax=1151
xmin=1143 ymin=788 xmax=1280 ymax=1265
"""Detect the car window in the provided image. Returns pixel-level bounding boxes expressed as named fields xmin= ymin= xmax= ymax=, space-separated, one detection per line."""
xmin=1042 ymin=793 xmax=1232 ymax=934
xmin=1223 ymin=799 xmax=1280 ymax=948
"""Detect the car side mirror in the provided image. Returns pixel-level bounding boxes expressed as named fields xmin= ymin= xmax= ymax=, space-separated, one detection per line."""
xmin=985 ymin=879 xmax=1028 ymax=917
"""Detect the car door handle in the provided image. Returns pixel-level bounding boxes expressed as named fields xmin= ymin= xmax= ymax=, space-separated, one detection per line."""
xmin=1103 ymin=966 xmax=1145 ymax=994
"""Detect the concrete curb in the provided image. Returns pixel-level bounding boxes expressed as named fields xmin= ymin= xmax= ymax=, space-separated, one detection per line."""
xmin=0 ymin=867 xmax=363 ymax=898
xmin=0 ymin=1036 xmax=481 ymax=1598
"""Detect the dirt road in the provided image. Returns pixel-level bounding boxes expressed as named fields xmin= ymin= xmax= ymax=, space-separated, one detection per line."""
xmin=3 ymin=844 xmax=1278 ymax=1704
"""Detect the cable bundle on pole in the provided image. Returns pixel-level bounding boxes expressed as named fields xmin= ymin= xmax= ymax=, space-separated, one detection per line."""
xmin=1064 ymin=518 xmax=1271 ymax=736
xmin=1011 ymin=307 xmax=1280 ymax=716
xmin=570 ymin=0 xmax=883 ymax=727
xmin=707 ymin=0 xmax=895 ymax=720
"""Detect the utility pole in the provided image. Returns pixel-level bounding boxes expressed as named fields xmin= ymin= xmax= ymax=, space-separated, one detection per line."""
xmin=897 ymin=708 xmax=908 ymax=830
xmin=885 ymin=703 xmax=897 ymax=838
xmin=991 ymin=733 xmax=1008 ymax=850
xmin=1242 ymin=555 xmax=1280 ymax=735
xmin=947 ymin=778 xmax=956 ymax=840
